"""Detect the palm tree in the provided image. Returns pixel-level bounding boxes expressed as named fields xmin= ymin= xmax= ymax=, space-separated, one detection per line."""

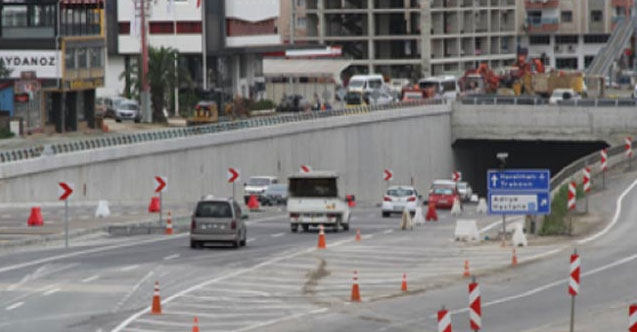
xmin=121 ymin=46 xmax=191 ymax=123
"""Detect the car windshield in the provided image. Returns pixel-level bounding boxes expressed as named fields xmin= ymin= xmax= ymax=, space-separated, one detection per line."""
xmin=345 ymin=93 xmax=362 ymax=104
xmin=457 ymin=183 xmax=467 ymax=189
xmin=387 ymin=188 xmax=414 ymax=197
xmin=266 ymin=184 xmax=287 ymax=194
xmin=120 ymin=103 xmax=138 ymax=110
xmin=247 ymin=178 xmax=271 ymax=186
xmin=349 ymin=80 xmax=364 ymax=88
xmin=419 ymin=82 xmax=438 ymax=90
xmin=433 ymin=188 xmax=453 ymax=195
xmin=441 ymin=81 xmax=457 ymax=92
xmin=368 ymin=80 xmax=383 ymax=89
xmin=195 ymin=201 xmax=233 ymax=218
xmin=289 ymin=178 xmax=337 ymax=197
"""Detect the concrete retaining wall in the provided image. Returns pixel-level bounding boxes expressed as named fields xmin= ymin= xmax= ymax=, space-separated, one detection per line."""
xmin=452 ymin=104 xmax=637 ymax=145
xmin=0 ymin=105 xmax=453 ymax=204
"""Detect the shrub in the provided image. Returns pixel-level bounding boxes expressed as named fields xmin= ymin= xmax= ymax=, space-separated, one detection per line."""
xmin=540 ymin=184 xmax=568 ymax=235
xmin=249 ymin=99 xmax=276 ymax=111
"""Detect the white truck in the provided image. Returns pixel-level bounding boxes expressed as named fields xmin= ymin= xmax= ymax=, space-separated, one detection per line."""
xmin=287 ymin=171 xmax=351 ymax=232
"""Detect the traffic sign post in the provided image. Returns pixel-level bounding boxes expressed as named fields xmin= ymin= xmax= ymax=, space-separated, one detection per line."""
xmin=626 ymin=137 xmax=633 ymax=171
xmin=383 ymin=169 xmax=393 ymax=182
xmin=487 ymin=169 xmax=551 ymax=246
xmin=227 ymin=168 xmax=240 ymax=201
xmin=583 ymin=166 xmax=591 ymax=213
xmin=600 ymin=149 xmax=607 ymax=189
xmin=58 ymin=182 xmax=74 ymax=248
xmin=568 ymin=249 xmax=580 ymax=332
xmin=154 ymin=176 xmax=167 ymax=225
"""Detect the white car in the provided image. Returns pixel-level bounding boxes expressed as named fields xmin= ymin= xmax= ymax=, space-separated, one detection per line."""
xmin=243 ymin=176 xmax=278 ymax=204
xmin=382 ymin=186 xmax=421 ymax=217
xmin=457 ymin=182 xmax=473 ymax=202
xmin=549 ymin=89 xmax=581 ymax=105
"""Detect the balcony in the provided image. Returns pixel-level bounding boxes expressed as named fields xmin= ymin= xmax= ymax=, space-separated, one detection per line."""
xmin=526 ymin=17 xmax=559 ymax=33
xmin=524 ymin=0 xmax=559 ymax=9
xmin=612 ymin=0 xmax=633 ymax=8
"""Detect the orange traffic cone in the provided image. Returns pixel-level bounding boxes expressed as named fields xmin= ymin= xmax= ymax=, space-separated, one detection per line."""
xmin=148 ymin=196 xmax=160 ymax=213
xmin=425 ymin=201 xmax=438 ymax=221
xmin=27 ymin=207 xmax=44 ymax=227
xmin=512 ymin=248 xmax=518 ymax=266
xmin=317 ymin=225 xmax=326 ymax=249
xmin=192 ymin=316 xmax=200 ymax=332
xmin=401 ymin=273 xmax=408 ymax=292
xmin=350 ymin=270 xmax=361 ymax=302
xmin=463 ymin=260 xmax=470 ymax=278
xmin=355 ymin=229 xmax=361 ymax=242
xmin=151 ymin=281 xmax=162 ymax=315
xmin=165 ymin=211 xmax=173 ymax=235
xmin=247 ymin=194 xmax=260 ymax=211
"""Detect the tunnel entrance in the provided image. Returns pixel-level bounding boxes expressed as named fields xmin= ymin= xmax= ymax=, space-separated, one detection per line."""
xmin=453 ymin=139 xmax=608 ymax=196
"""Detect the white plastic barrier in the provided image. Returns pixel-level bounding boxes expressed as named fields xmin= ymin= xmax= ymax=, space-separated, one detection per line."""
xmin=512 ymin=223 xmax=528 ymax=247
xmin=95 ymin=200 xmax=111 ymax=218
xmin=413 ymin=206 xmax=425 ymax=226
xmin=454 ymin=219 xmax=480 ymax=242
xmin=451 ymin=197 xmax=462 ymax=217
xmin=476 ymin=198 xmax=488 ymax=214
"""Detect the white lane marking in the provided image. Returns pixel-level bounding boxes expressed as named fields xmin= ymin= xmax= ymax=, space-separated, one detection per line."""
xmin=246 ymin=238 xmax=256 ymax=243
xmin=5 ymin=302 xmax=23 ymax=311
xmin=245 ymin=214 xmax=287 ymax=225
xmin=111 ymin=271 xmax=154 ymax=313
xmin=111 ymin=236 xmax=357 ymax=332
xmin=163 ymin=254 xmax=180 ymax=261
xmin=383 ymin=229 xmax=393 ymax=234
xmin=578 ymin=177 xmax=637 ymax=245
xmin=362 ymin=234 xmax=374 ymax=240
xmin=0 ymin=214 xmax=284 ymax=276
xmin=43 ymin=288 xmax=61 ymax=296
xmin=82 ymin=275 xmax=100 ymax=283
xmin=271 ymin=232 xmax=285 ymax=238
xmin=120 ymin=265 xmax=139 ymax=272
xmin=232 ymin=308 xmax=329 ymax=332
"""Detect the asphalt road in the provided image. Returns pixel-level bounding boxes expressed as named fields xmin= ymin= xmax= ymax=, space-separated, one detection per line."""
xmin=0 ymin=168 xmax=634 ymax=332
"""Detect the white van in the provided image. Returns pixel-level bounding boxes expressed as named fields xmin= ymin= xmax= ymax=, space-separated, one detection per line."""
xmin=287 ymin=171 xmax=351 ymax=232
xmin=418 ymin=76 xmax=460 ymax=100
xmin=347 ymin=75 xmax=385 ymax=94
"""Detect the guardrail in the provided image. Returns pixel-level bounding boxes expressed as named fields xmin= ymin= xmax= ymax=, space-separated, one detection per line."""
xmin=0 ymin=99 xmax=445 ymax=164
xmin=460 ymin=96 xmax=637 ymax=107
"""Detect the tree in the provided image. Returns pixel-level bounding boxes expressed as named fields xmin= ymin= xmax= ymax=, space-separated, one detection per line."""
xmin=121 ymin=46 xmax=191 ymax=123
xmin=0 ymin=60 xmax=12 ymax=79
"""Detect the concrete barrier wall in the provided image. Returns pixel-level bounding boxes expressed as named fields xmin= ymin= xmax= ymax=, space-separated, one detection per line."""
xmin=452 ymin=104 xmax=637 ymax=144
xmin=0 ymin=105 xmax=453 ymax=204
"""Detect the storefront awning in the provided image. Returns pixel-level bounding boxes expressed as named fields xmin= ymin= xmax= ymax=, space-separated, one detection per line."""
xmin=263 ymin=59 xmax=352 ymax=80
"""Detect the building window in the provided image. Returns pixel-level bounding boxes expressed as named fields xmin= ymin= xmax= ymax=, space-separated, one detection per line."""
xmin=149 ymin=22 xmax=173 ymax=34
xmin=556 ymin=57 xmax=577 ymax=69
xmin=119 ymin=22 xmax=130 ymax=34
xmin=555 ymin=35 xmax=578 ymax=44
xmin=90 ymin=47 xmax=102 ymax=68
xmin=1 ymin=5 xmax=28 ymax=27
xmin=561 ymin=11 xmax=573 ymax=23
xmin=176 ymin=21 xmax=202 ymax=33
xmin=77 ymin=48 xmax=88 ymax=69
xmin=591 ymin=10 xmax=603 ymax=22
xmin=297 ymin=0 xmax=306 ymax=7
xmin=65 ymin=49 xmax=76 ymax=70
xmin=584 ymin=34 xmax=609 ymax=44
xmin=584 ymin=56 xmax=595 ymax=69
xmin=296 ymin=17 xmax=307 ymax=29
xmin=529 ymin=35 xmax=550 ymax=45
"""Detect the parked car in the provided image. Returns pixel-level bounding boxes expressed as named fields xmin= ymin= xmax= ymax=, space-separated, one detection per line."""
xmin=244 ymin=176 xmax=279 ymax=204
xmin=456 ymin=182 xmax=473 ymax=202
xmin=549 ymin=88 xmax=581 ymax=105
xmin=190 ymin=196 xmax=248 ymax=249
xmin=95 ymin=97 xmax=107 ymax=117
xmin=382 ymin=185 xmax=421 ymax=217
xmin=104 ymin=96 xmax=126 ymax=118
xmin=112 ymin=100 xmax=142 ymax=122
xmin=260 ymin=183 xmax=288 ymax=206
xmin=344 ymin=91 xmax=366 ymax=108
xmin=363 ymin=90 xmax=396 ymax=106
xmin=276 ymin=95 xmax=309 ymax=112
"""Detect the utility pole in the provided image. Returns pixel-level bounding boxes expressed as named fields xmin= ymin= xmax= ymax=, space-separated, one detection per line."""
xmin=290 ymin=0 xmax=296 ymax=44
xmin=139 ymin=0 xmax=151 ymax=123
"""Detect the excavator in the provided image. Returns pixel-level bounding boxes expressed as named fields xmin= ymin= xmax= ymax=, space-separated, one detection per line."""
xmin=459 ymin=62 xmax=501 ymax=94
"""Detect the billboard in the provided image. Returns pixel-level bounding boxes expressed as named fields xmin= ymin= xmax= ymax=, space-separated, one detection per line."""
xmin=0 ymin=50 xmax=61 ymax=79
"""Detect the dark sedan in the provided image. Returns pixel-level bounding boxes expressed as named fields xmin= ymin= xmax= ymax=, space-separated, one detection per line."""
xmin=259 ymin=184 xmax=288 ymax=206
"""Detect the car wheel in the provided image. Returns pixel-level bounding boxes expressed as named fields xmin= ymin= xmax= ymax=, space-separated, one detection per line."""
xmin=334 ymin=219 xmax=341 ymax=233
xmin=233 ymin=237 xmax=240 ymax=249
xmin=240 ymin=230 xmax=247 ymax=246
xmin=291 ymin=224 xmax=298 ymax=233
xmin=190 ymin=240 xmax=199 ymax=249
xmin=134 ymin=118 xmax=141 ymax=123
xmin=382 ymin=212 xmax=390 ymax=218
xmin=302 ymin=224 xmax=310 ymax=232
xmin=115 ymin=118 xmax=122 ymax=123
xmin=342 ymin=222 xmax=349 ymax=231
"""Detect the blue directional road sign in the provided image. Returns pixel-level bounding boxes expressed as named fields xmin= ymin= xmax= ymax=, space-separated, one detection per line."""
xmin=487 ymin=169 xmax=551 ymax=215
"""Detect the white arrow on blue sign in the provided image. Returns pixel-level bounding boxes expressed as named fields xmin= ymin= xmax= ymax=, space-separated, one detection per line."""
xmin=487 ymin=169 xmax=551 ymax=215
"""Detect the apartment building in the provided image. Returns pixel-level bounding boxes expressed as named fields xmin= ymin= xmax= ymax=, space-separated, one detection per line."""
xmin=519 ymin=0 xmax=630 ymax=71
xmin=285 ymin=0 xmax=519 ymax=80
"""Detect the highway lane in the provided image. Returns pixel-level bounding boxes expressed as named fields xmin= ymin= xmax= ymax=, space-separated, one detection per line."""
xmin=258 ymin=171 xmax=637 ymax=332
xmin=0 ymin=207 xmax=413 ymax=332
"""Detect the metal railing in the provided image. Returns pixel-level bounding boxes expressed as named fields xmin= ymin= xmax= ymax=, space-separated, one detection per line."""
xmin=460 ymin=96 xmax=637 ymax=107
xmin=0 ymin=99 xmax=445 ymax=164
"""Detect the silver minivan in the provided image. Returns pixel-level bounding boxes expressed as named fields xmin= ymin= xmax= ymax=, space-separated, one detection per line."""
xmin=190 ymin=197 xmax=247 ymax=249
